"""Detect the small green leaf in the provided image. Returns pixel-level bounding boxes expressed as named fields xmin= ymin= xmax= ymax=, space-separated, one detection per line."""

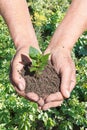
xmin=41 ymin=53 xmax=50 ymax=63
xmin=29 ymin=46 xmax=40 ymax=59
xmin=30 ymin=67 xmax=37 ymax=72
xmin=32 ymin=60 xmax=36 ymax=66
xmin=41 ymin=53 xmax=50 ymax=66
xmin=37 ymin=66 xmax=45 ymax=71
xmin=39 ymin=62 xmax=47 ymax=68
xmin=32 ymin=60 xmax=39 ymax=67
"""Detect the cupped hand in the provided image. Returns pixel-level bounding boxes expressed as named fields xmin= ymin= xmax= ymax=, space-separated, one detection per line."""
xmin=10 ymin=46 xmax=44 ymax=106
xmin=41 ymin=46 xmax=76 ymax=110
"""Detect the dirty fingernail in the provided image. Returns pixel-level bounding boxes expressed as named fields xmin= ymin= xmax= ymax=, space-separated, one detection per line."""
xmin=18 ymin=83 xmax=25 ymax=91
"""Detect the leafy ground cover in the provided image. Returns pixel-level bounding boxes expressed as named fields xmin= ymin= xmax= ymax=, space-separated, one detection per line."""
xmin=0 ymin=0 xmax=87 ymax=130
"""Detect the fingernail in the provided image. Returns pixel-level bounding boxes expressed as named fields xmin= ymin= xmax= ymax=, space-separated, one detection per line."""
xmin=38 ymin=98 xmax=44 ymax=106
xmin=66 ymin=90 xmax=70 ymax=98
xmin=18 ymin=83 xmax=25 ymax=91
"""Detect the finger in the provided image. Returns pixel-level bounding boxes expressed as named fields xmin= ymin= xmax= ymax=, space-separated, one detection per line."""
xmin=37 ymin=97 xmax=45 ymax=106
xmin=38 ymin=106 xmax=42 ymax=110
xmin=10 ymin=55 xmax=26 ymax=91
xmin=14 ymin=85 xmax=26 ymax=97
xmin=60 ymin=65 xmax=72 ymax=98
xmin=26 ymin=92 xmax=40 ymax=102
xmin=70 ymin=66 xmax=76 ymax=93
xmin=44 ymin=48 xmax=51 ymax=60
xmin=42 ymin=101 xmax=63 ymax=111
xmin=44 ymin=48 xmax=50 ymax=55
xmin=14 ymin=87 xmax=41 ymax=104
xmin=26 ymin=93 xmax=45 ymax=106
xmin=45 ymin=92 xmax=64 ymax=103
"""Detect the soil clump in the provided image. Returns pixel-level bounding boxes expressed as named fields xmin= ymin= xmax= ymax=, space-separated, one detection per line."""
xmin=21 ymin=61 xmax=60 ymax=98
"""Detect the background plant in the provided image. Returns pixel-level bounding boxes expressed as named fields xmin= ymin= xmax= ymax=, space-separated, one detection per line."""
xmin=0 ymin=0 xmax=87 ymax=130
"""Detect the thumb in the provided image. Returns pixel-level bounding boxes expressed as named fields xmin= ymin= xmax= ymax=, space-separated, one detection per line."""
xmin=10 ymin=56 xmax=26 ymax=91
xmin=60 ymin=66 xmax=72 ymax=98
xmin=44 ymin=48 xmax=51 ymax=61
xmin=44 ymin=47 xmax=51 ymax=55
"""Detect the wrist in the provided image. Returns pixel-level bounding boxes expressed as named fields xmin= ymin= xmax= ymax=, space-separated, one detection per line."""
xmin=54 ymin=44 xmax=73 ymax=52
xmin=46 ymin=45 xmax=72 ymax=61
xmin=47 ymin=42 xmax=73 ymax=54
xmin=47 ymin=29 xmax=75 ymax=53
xmin=14 ymin=35 xmax=39 ymax=51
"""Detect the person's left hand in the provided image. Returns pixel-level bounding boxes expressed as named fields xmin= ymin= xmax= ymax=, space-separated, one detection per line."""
xmin=41 ymin=46 xmax=76 ymax=110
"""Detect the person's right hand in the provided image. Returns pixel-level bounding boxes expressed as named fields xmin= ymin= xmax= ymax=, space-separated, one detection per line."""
xmin=10 ymin=46 xmax=44 ymax=107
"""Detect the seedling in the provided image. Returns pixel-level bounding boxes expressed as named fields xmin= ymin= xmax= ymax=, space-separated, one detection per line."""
xmin=29 ymin=46 xmax=50 ymax=75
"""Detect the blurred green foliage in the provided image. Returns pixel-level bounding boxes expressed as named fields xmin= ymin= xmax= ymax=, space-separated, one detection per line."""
xmin=0 ymin=0 xmax=87 ymax=130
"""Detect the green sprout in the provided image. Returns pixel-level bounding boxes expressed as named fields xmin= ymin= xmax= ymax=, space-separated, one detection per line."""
xmin=29 ymin=46 xmax=50 ymax=75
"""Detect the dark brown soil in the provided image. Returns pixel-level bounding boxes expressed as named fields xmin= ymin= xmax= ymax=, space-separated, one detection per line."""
xmin=21 ymin=61 xmax=60 ymax=98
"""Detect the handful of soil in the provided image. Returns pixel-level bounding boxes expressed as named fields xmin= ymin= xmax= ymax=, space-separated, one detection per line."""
xmin=21 ymin=61 xmax=60 ymax=98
